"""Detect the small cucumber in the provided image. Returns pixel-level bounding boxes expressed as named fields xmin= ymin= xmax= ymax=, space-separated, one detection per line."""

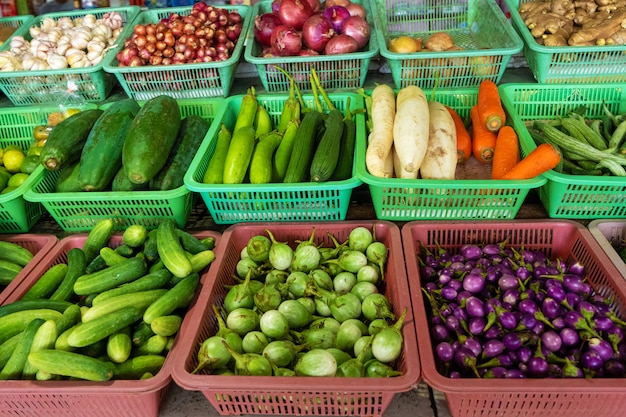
xmin=142 ymin=229 xmax=159 ymax=264
xmin=157 ymin=219 xmax=192 ymax=279
xmin=222 ymin=126 xmax=256 ymax=184
xmin=143 ymin=272 xmax=199 ymax=324
xmin=85 ymin=254 xmax=108 ymax=274
xmin=186 ymin=250 xmax=216 ymax=273
xmin=91 ymin=269 xmax=172 ymax=306
xmin=283 ymin=110 xmax=324 ymax=183
xmin=0 ymin=309 xmax=63 ymax=345
xmin=82 ymin=218 xmax=115 ymax=264
xmin=49 ymin=248 xmax=87 ymax=302
xmin=0 ymin=241 xmax=34 ymax=267
xmin=122 ymin=224 xmax=148 ymax=248
xmin=27 ymin=349 xmax=113 ymax=381
xmin=0 ymin=260 xmax=22 ymax=286
xmin=135 ymin=334 xmax=168 ymax=356
xmin=22 ymin=319 xmax=58 ymax=379
xmin=55 ymin=303 xmax=82 ymax=335
xmin=175 ymin=229 xmax=213 ymax=254
xmin=132 ymin=321 xmax=155 ymax=346
xmin=113 ymin=354 xmax=165 ymax=379
xmin=107 ymin=327 xmax=132 ymax=364
xmin=55 ymin=323 xmax=81 ymax=352
xmin=202 ymin=124 xmax=232 ymax=184
xmin=81 ymin=289 xmax=168 ymax=322
xmin=73 ymin=256 xmax=147 ymax=296
xmin=0 ymin=299 xmax=73 ymax=319
xmin=0 ymin=334 xmax=21 ymax=370
xmin=249 ymin=131 xmax=282 ymax=184
xmin=99 ymin=247 xmax=129 ymax=267
xmin=0 ymin=318 xmax=45 ymax=380
xmin=67 ymin=306 xmax=143 ymax=348
xmin=150 ymin=315 xmax=182 ymax=337
xmin=21 ymin=263 xmax=68 ymax=301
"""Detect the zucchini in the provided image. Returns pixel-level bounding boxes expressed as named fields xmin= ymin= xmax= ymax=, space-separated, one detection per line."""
xmin=122 ymin=95 xmax=181 ymax=185
xmin=310 ymin=109 xmax=344 ymax=182
xmin=143 ymin=272 xmax=199 ymax=324
xmin=22 ymin=319 xmax=58 ymax=379
xmin=0 ymin=309 xmax=63 ymax=345
xmin=82 ymin=218 xmax=115 ymax=264
xmin=0 ymin=299 xmax=72 ymax=318
xmin=21 ymin=263 xmax=68 ymax=301
xmin=111 ymin=165 xmax=150 ymax=191
xmin=27 ymin=349 xmax=113 ymax=381
xmin=67 ymin=306 xmax=143 ymax=348
xmin=283 ymin=110 xmax=324 ymax=183
xmin=113 ymin=354 xmax=165 ymax=379
xmin=202 ymin=124 xmax=232 ymax=184
xmin=0 ymin=240 xmax=34 ymax=267
xmin=0 ymin=318 xmax=45 ymax=380
xmin=78 ymin=99 xmax=140 ymax=191
xmin=233 ymin=87 xmax=258 ymax=133
xmin=54 ymin=161 xmax=84 ymax=193
xmin=150 ymin=314 xmax=182 ymax=337
xmin=222 ymin=126 xmax=256 ymax=184
xmin=0 ymin=259 xmax=22 ymax=286
xmin=73 ymin=256 xmax=147 ymax=296
xmin=91 ymin=269 xmax=172 ymax=306
xmin=49 ymin=247 xmax=87 ymax=302
xmin=150 ymin=115 xmax=211 ymax=191
xmin=107 ymin=327 xmax=132 ymax=364
xmin=249 ymin=131 xmax=282 ymax=184
xmin=40 ymin=109 xmax=104 ymax=171
xmin=81 ymin=289 xmax=168 ymax=322
xmin=273 ymin=118 xmax=299 ymax=182
xmin=157 ymin=219 xmax=192 ymax=278
xmin=331 ymin=115 xmax=357 ymax=180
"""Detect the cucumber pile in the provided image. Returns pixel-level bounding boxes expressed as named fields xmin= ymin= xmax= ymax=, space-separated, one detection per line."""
xmin=0 ymin=218 xmax=216 ymax=382
xmin=0 ymin=241 xmax=35 ymax=291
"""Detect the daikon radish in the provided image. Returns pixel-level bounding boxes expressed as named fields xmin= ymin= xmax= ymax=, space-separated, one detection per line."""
xmin=393 ymin=85 xmax=429 ymax=179
xmin=366 ymin=84 xmax=396 ymax=178
xmin=420 ymin=100 xmax=457 ymax=180
xmin=386 ymin=144 xmax=396 ymax=178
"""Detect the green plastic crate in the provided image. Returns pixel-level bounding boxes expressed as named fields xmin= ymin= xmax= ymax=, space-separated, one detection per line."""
xmin=0 ymin=15 xmax=34 ymax=44
xmin=0 ymin=7 xmax=141 ymax=106
xmin=372 ymin=0 xmax=522 ymax=89
xmin=0 ymin=105 xmax=100 ymax=233
xmin=243 ymin=0 xmax=379 ymax=93
xmin=500 ymin=83 xmax=626 ymax=219
xmin=505 ymin=0 xmax=626 ymax=84
xmin=184 ymin=93 xmax=364 ymax=224
xmin=354 ymin=87 xmax=546 ymax=221
xmin=23 ymin=98 xmax=225 ymax=232
xmin=102 ymin=5 xmax=251 ymax=100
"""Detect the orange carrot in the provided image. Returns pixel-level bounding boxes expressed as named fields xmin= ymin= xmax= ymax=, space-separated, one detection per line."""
xmin=491 ymin=125 xmax=520 ymax=179
xmin=500 ymin=143 xmax=561 ymax=180
xmin=470 ymin=105 xmax=497 ymax=163
xmin=477 ymin=80 xmax=506 ymax=133
xmin=446 ymin=105 xmax=472 ymax=164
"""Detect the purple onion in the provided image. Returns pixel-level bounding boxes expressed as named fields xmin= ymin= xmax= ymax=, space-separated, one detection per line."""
xmin=322 ymin=5 xmax=350 ymax=33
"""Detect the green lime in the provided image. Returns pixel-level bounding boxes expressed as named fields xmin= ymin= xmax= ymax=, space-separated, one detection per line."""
xmin=20 ymin=154 xmax=40 ymax=174
xmin=1 ymin=185 xmax=16 ymax=194
xmin=8 ymin=172 xmax=29 ymax=188
xmin=0 ymin=173 xmax=8 ymax=191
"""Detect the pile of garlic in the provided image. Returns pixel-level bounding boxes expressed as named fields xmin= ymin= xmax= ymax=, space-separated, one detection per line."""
xmin=0 ymin=12 xmax=125 ymax=71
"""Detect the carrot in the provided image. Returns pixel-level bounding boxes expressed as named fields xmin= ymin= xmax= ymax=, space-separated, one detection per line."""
xmin=446 ymin=105 xmax=471 ymax=164
xmin=491 ymin=125 xmax=520 ymax=179
xmin=470 ymin=105 xmax=497 ymax=163
xmin=500 ymin=143 xmax=561 ymax=180
xmin=477 ymin=79 xmax=506 ymax=133
xmin=366 ymin=84 xmax=396 ymax=178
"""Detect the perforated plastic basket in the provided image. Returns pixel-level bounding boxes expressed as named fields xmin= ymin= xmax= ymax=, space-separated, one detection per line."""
xmin=403 ymin=219 xmax=626 ymax=417
xmin=243 ymin=0 xmax=379 ymax=92
xmin=184 ymin=93 xmax=363 ymax=224
xmin=0 ymin=7 xmax=140 ymax=106
xmin=354 ymin=87 xmax=545 ymax=221
xmin=505 ymin=0 xmax=626 ymax=84
xmin=171 ymin=221 xmax=419 ymax=416
xmin=102 ymin=5 xmax=251 ymax=100
xmin=23 ymin=98 xmax=225 ymax=232
xmin=499 ymin=82 xmax=626 ymax=219
xmin=0 ymin=233 xmax=57 ymax=304
xmin=372 ymin=0 xmax=522 ymax=89
xmin=0 ymin=15 xmax=34 ymax=44
xmin=589 ymin=220 xmax=626 ymax=281
xmin=0 ymin=229 xmax=220 ymax=417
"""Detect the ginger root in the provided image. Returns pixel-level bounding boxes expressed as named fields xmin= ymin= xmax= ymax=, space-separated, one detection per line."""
xmin=423 ymin=32 xmax=455 ymax=52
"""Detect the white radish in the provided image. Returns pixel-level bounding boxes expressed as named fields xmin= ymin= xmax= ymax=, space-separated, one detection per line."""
xmin=420 ymin=100 xmax=457 ymax=180
xmin=366 ymin=84 xmax=396 ymax=178
xmin=393 ymin=86 xmax=429 ymax=179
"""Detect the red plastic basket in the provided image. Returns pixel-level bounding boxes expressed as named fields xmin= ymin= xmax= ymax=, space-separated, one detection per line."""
xmin=0 ymin=230 xmax=220 ymax=417
xmin=588 ymin=220 xmax=626 ymax=282
xmin=0 ymin=234 xmax=57 ymax=304
xmin=171 ymin=221 xmax=420 ymax=416
xmin=402 ymin=219 xmax=626 ymax=417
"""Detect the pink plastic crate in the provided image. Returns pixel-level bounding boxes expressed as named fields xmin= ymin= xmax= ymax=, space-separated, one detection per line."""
xmin=0 ymin=233 xmax=57 ymax=304
xmin=402 ymin=219 xmax=626 ymax=417
xmin=171 ymin=221 xmax=420 ymax=416
xmin=589 ymin=220 xmax=626 ymax=281
xmin=0 ymin=230 xmax=220 ymax=417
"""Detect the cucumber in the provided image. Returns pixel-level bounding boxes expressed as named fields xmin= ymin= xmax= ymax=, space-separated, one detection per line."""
xmin=82 ymin=218 xmax=114 ymax=264
xmin=27 ymin=349 xmax=113 ymax=381
xmin=0 ymin=240 xmax=34 ymax=267
xmin=40 ymin=109 xmax=104 ymax=171
xmin=90 ymin=269 xmax=172 ymax=306
xmin=0 ymin=309 xmax=63 ymax=345
xmin=113 ymin=354 xmax=165 ymax=379
xmin=310 ymin=109 xmax=344 ymax=182
xmin=111 ymin=165 xmax=150 ymax=191
xmin=0 ymin=299 xmax=72 ymax=318
xmin=142 ymin=229 xmax=159 ymax=264
xmin=150 ymin=115 xmax=211 ymax=191
xmin=175 ymin=229 xmax=213 ymax=254
xmin=21 ymin=263 xmax=68 ymax=301
xmin=0 ymin=334 xmax=21 ymax=370
xmin=78 ymin=98 xmax=140 ymax=191
xmin=85 ymin=254 xmax=107 ymax=274
xmin=157 ymin=219 xmax=192 ymax=278
xmin=122 ymin=224 xmax=148 ymax=248
xmin=122 ymin=95 xmax=181 ymax=185
xmin=54 ymin=161 xmax=83 ymax=193
xmin=132 ymin=321 xmax=155 ymax=346
xmin=143 ymin=272 xmax=199 ymax=324
xmin=67 ymin=306 xmax=143 ymax=348
xmin=187 ymin=250 xmax=216 ymax=273
xmin=0 ymin=318 xmax=44 ymax=380
xmin=55 ymin=323 xmax=80 ymax=352
xmin=150 ymin=314 xmax=182 ymax=337
xmin=283 ymin=110 xmax=324 ymax=183
xmin=55 ymin=303 xmax=82 ymax=335
xmin=331 ymin=115 xmax=357 ymax=180
xmin=49 ymin=248 xmax=87 ymax=302
xmin=222 ymin=126 xmax=256 ymax=184
xmin=81 ymin=289 xmax=168 ymax=322
xmin=107 ymin=327 xmax=132 ymax=363
xmin=249 ymin=131 xmax=282 ymax=184
xmin=202 ymin=124 xmax=232 ymax=184
xmin=73 ymin=256 xmax=147 ymax=296
xmin=22 ymin=319 xmax=58 ymax=379
xmin=134 ymin=334 xmax=168 ymax=356
xmin=0 ymin=259 xmax=22 ymax=286
xmin=99 ymin=247 xmax=129 ymax=267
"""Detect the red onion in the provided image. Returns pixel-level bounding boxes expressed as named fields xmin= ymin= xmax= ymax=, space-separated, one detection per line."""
xmin=324 ymin=33 xmax=358 ymax=55
xmin=301 ymin=14 xmax=334 ymax=53
xmin=324 ymin=0 xmax=350 ymax=7
xmin=270 ymin=24 xmax=303 ymax=56
xmin=254 ymin=13 xmax=282 ymax=47
xmin=278 ymin=0 xmax=313 ymax=30
xmin=298 ymin=48 xmax=319 ymax=56
xmin=304 ymin=0 xmax=320 ymax=12
xmin=341 ymin=16 xmax=370 ymax=49
xmin=193 ymin=1 xmax=208 ymax=12
xmin=322 ymin=5 xmax=350 ymax=34
xmin=271 ymin=0 xmax=281 ymax=14
xmin=345 ymin=2 xmax=366 ymax=18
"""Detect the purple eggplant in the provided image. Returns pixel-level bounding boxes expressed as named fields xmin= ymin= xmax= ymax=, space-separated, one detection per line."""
xmin=588 ymin=337 xmax=614 ymax=361
xmin=461 ymin=244 xmax=483 ymax=261
xmin=435 ymin=341 xmax=455 ymax=363
xmin=462 ymin=272 xmax=486 ymax=294
xmin=541 ymin=330 xmax=563 ymax=353
xmin=464 ymin=296 xmax=486 ymax=318
xmin=482 ymin=339 xmax=506 ymax=359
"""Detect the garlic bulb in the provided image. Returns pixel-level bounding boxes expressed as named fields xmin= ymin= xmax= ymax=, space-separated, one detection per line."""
xmin=43 ymin=27 xmax=63 ymax=43
xmin=9 ymin=36 xmax=26 ymax=53
xmin=70 ymin=28 xmax=92 ymax=50
xmin=87 ymin=39 xmax=105 ymax=54
xmin=29 ymin=26 xmax=41 ymax=39
xmin=92 ymin=23 xmax=112 ymax=40
xmin=57 ymin=17 xmax=74 ymax=30
xmin=21 ymin=54 xmax=37 ymax=70
xmin=31 ymin=58 xmax=50 ymax=71
xmin=55 ymin=41 xmax=71 ymax=56
xmin=88 ymin=52 xmax=103 ymax=66
xmin=82 ymin=14 xmax=97 ymax=29
xmin=66 ymin=49 xmax=86 ymax=67
xmin=47 ymin=53 xmax=68 ymax=70
xmin=40 ymin=17 xmax=57 ymax=32
xmin=102 ymin=12 xmax=123 ymax=30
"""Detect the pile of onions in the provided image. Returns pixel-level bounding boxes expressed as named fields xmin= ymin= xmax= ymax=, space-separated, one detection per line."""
xmin=253 ymin=0 xmax=370 ymax=57
xmin=116 ymin=2 xmax=244 ymax=67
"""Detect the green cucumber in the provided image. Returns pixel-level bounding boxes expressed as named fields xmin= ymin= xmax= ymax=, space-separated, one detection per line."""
xmin=0 ymin=299 xmax=73 ymax=318
xmin=99 ymin=247 xmax=129 ymax=266
xmin=22 ymin=319 xmax=58 ymax=379
xmin=49 ymin=247 xmax=87 ymax=302
xmin=0 ymin=241 xmax=34 ymax=267
xmin=122 ymin=224 xmax=148 ymax=248
xmin=202 ymin=124 xmax=232 ymax=184
xmin=0 ymin=318 xmax=45 ymax=380
xmin=143 ymin=272 xmax=199 ymax=324
xmin=21 ymin=263 xmax=68 ymax=301
xmin=283 ymin=110 xmax=324 ymax=183
xmin=150 ymin=115 xmax=211 ymax=191
xmin=331 ymin=115 xmax=357 ymax=180
xmin=0 ymin=309 xmax=63 ymax=345
xmin=157 ymin=219 xmax=192 ymax=278
xmin=0 ymin=334 xmax=21 ymax=370
xmin=67 ymin=306 xmax=143 ymax=348
xmin=186 ymin=250 xmax=216 ymax=273
xmin=55 ymin=303 xmax=82 ymax=335
xmin=111 ymin=165 xmax=150 ymax=191
xmin=81 ymin=288 xmax=168 ymax=322
xmin=135 ymin=334 xmax=168 ymax=356
xmin=55 ymin=323 xmax=80 ymax=352
xmin=54 ymin=161 xmax=83 ymax=193
xmin=122 ymin=95 xmax=181 ymax=185
xmin=310 ymin=109 xmax=344 ymax=182
xmin=143 ymin=229 xmax=159 ymax=264
xmin=107 ymin=327 xmax=132 ymax=364
xmin=78 ymin=98 xmax=140 ymax=191
xmin=40 ymin=109 xmax=104 ymax=171
xmin=132 ymin=321 xmax=155 ymax=346
xmin=175 ymin=229 xmax=213 ymax=254
xmin=73 ymin=256 xmax=147 ymax=296
xmin=91 ymin=269 xmax=171 ymax=306
xmin=27 ymin=349 xmax=113 ymax=381
xmin=150 ymin=314 xmax=182 ymax=337
xmin=85 ymin=254 xmax=107 ymax=274
xmin=113 ymin=354 xmax=165 ymax=379
xmin=0 ymin=259 xmax=22 ymax=286
xmin=82 ymin=218 xmax=115 ymax=264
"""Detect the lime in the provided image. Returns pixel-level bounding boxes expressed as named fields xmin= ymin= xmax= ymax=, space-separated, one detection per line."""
xmin=8 ymin=172 xmax=29 ymax=188
xmin=20 ymin=155 xmax=40 ymax=174
xmin=0 ymin=173 xmax=8 ymax=191
xmin=1 ymin=185 xmax=16 ymax=194
xmin=3 ymin=149 xmax=25 ymax=173
xmin=3 ymin=144 xmax=21 ymax=153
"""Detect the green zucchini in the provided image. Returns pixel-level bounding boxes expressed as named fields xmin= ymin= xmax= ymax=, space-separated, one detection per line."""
xmin=283 ymin=110 xmax=324 ymax=183
xmin=107 ymin=327 xmax=132 ymax=364
xmin=113 ymin=354 xmax=165 ymax=379
xmin=0 ymin=241 xmax=34 ymax=267
xmin=331 ymin=115 xmax=357 ymax=180
xmin=67 ymin=306 xmax=143 ymax=348
xmin=273 ymin=118 xmax=299 ymax=182
xmin=122 ymin=95 xmax=181 ymax=185
xmin=78 ymin=98 xmax=141 ymax=191
xmin=150 ymin=115 xmax=211 ymax=191
xmin=21 ymin=263 xmax=68 ymax=301
xmin=157 ymin=219 xmax=192 ymax=278
xmin=27 ymin=349 xmax=113 ymax=381
xmin=73 ymin=256 xmax=147 ymax=296
xmin=90 ymin=269 xmax=172 ymax=306
xmin=49 ymin=247 xmax=87 ymax=302
xmin=82 ymin=218 xmax=114 ymax=264
xmin=233 ymin=87 xmax=258 ymax=133
xmin=81 ymin=288 xmax=168 ymax=322
xmin=54 ymin=161 xmax=83 ymax=193
xmin=40 ymin=109 xmax=104 ymax=171
xmin=143 ymin=272 xmax=199 ymax=324
xmin=310 ymin=109 xmax=344 ymax=182
xmin=202 ymin=124 xmax=231 ymax=184
xmin=0 ymin=318 xmax=45 ymax=380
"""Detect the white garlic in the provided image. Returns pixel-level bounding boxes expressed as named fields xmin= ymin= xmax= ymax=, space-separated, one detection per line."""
xmin=55 ymin=41 xmax=71 ymax=56
xmin=47 ymin=53 xmax=68 ymax=70
xmin=88 ymin=52 xmax=103 ymax=66
xmin=31 ymin=59 xmax=50 ymax=71
xmin=21 ymin=55 xmax=36 ymax=70
xmin=40 ymin=17 xmax=57 ymax=32
xmin=57 ymin=16 xmax=74 ymax=30
xmin=9 ymin=36 xmax=26 ymax=53
xmin=70 ymin=30 xmax=92 ymax=51
xmin=92 ymin=23 xmax=112 ymax=40
xmin=29 ymin=26 xmax=41 ymax=39
xmin=102 ymin=12 xmax=123 ymax=30
xmin=66 ymin=50 xmax=86 ymax=67
xmin=82 ymin=14 xmax=97 ymax=29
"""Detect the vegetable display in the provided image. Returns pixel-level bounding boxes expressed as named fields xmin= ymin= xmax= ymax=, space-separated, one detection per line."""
xmin=419 ymin=240 xmax=626 ymax=379
xmin=0 ymin=218 xmax=217 ymax=381
xmin=192 ymin=225 xmax=406 ymax=378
